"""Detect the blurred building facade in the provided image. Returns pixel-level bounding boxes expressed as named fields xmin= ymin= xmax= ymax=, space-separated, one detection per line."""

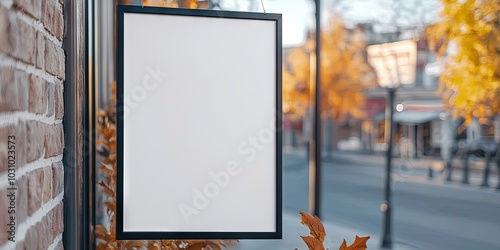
xmin=284 ymin=22 xmax=500 ymax=159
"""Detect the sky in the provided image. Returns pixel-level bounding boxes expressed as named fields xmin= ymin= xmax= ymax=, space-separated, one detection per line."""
xmin=218 ymin=0 xmax=442 ymax=47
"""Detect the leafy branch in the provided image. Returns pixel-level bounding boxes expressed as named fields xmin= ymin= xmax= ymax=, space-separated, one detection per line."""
xmin=297 ymin=211 xmax=370 ymax=250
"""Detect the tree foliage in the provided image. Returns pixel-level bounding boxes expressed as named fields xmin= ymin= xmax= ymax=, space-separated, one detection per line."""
xmin=427 ymin=0 xmax=500 ymax=124
xmin=284 ymin=17 xmax=377 ymax=121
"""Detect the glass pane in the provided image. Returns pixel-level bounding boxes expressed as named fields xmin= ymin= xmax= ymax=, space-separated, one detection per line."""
xmin=92 ymin=1 xmax=500 ymax=249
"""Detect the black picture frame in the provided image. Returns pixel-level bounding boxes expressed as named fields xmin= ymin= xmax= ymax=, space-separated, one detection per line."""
xmin=115 ymin=5 xmax=282 ymax=240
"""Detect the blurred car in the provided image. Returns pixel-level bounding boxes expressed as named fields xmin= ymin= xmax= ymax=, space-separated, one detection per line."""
xmin=337 ymin=137 xmax=363 ymax=151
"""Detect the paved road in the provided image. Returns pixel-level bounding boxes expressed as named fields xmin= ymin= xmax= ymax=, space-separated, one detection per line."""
xmin=279 ymin=150 xmax=500 ymax=249
xmin=237 ymin=150 xmax=500 ymax=249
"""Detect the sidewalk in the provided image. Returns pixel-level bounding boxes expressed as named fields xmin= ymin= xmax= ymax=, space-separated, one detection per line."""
xmin=331 ymin=150 xmax=500 ymax=187
xmin=288 ymin=147 xmax=497 ymax=173
xmin=333 ymin=151 xmax=498 ymax=174
xmin=284 ymin=147 xmax=500 ymax=190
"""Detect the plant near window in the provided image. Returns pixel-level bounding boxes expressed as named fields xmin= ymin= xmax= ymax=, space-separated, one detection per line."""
xmin=95 ymin=84 xmax=235 ymax=250
xmin=297 ymin=211 xmax=370 ymax=250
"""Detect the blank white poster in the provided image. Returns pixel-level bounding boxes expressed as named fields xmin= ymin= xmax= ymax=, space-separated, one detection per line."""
xmin=121 ymin=10 xmax=279 ymax=234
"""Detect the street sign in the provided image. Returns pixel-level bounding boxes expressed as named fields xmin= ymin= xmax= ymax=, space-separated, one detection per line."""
xmin=116 ymin=5 xmax=282 ymax=240
xmin=367 ymin=40 xmax=417 ymax=87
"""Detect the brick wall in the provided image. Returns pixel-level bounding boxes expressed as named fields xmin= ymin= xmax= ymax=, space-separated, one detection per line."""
xmin=0 ymin=0 xmax=65 ymax=249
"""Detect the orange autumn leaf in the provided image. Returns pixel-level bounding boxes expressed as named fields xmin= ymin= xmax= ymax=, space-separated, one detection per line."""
xmin=339 ymin=235 xmax=370 ymax=250
xmin=300 ymin=211 xmax=326 ymax=242
xmin=298 ymin=211 xmax=370 ymax=250
xmin=301 ymin=236 xmax=325 ymax=250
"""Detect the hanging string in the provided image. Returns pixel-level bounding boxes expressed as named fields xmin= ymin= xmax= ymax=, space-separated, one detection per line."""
xmin=260 ymin=0 xmax=266 ymax=13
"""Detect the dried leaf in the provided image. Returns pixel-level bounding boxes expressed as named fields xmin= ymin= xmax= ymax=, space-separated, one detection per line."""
xmin=186 ymin=242 xmax=206 ymax=250
xmin=95 ymin=225 xmax=110 ymax=241
xmin=98 ymin=181 xmax=115 ymax=197
xmin=338 ymin=235 xmax=370 ymax=250
xmin=300 ymin=211 xmax=326 ymax=242
xmin=104 ymin=201 xmax=116 ymax=214
xmin=301 ymin=236 xmax=325 ymax=250
xmin=147 ymin=241 xmax=163 ymax=250
xmin=124 ymin=240 xmax=147 ymax=249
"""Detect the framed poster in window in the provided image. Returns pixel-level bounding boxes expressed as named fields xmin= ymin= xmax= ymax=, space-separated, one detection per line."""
xmin=116 ymin=5 xmax=282 ymax=240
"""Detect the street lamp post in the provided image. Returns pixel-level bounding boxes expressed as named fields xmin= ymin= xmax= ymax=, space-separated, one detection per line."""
xmin=308 ymin=0 xmax=322 ymax=218
xmin=381 ymin=87 xmax=395 ymax=249
xmin=367 ymin=41 xmax=416 ymax=249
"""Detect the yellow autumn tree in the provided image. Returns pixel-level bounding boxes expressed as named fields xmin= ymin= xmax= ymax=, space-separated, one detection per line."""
xmin=427 ymin=0 xmax=500 ymax=124
xmin=284 ymin=17 xmax=377 ymax=120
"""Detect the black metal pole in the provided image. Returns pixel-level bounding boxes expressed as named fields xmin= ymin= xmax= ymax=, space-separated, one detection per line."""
xmin=314 ymin=0 xmax=322 ymax=219
xmin=445 ymin=157 xmax=453 ymax=181
xmin=462 ymin=153 xmax=470 ymax=184
xmin=481 ymin=151 xmax=491 ymax=187
xmin=309 ymin=0 xmax=322 ymax=218
xmin=382 ymin=88 xmax=395 ymax=249
xmin=497 ymin=163 xmax=500 ymax=189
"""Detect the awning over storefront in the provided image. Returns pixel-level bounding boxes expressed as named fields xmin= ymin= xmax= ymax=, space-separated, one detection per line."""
xmin=375 ymin=111 xmax=442 ymax=124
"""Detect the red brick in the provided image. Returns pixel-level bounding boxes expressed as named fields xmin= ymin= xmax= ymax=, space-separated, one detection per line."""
xmin=13 ymin=18 xmax=36 ymax=64
xmin=28 ymin=75 xmax=48 ymax=114
xmin=52 ymin=202 xmax=64 ymax=237
xmin=15 ymin=240 xmax=25 ymax=250
xmin=42 ymin=0 xmax=63 ymax=40
xmin=27 ymin=121 xmax=44 ymax=163
xmin=0 ymin=68 xmax=29 ymax=112
xmin=42 ymin=166 xmax=52 ymax=204
xmin=47 ymin=83 xmax=54 ymax=117
xmin=44 ymin=124 xmax=64 ymax=157
xmin=35 ymin=31 xmax=45 ymax=69
xmin=0 ymin=7 xmax=7 ymax=47
xmin=38 ymin=212 xmax=53 ymax=249
xmin=17 ymin=176 xmax=28 ymax=223
xmin=52 ymin=162 xmax=63 ymax=198
xmin=24 ymin=222 xmax=39 ymax=250
xmin=45 ymin=40 xmax=65 ymax=79
xmin=54 ymin=83 xmax=63 ymax=119
xmin=0 ymin=6 xmax=14 ymax=55
xmin=0 ymin=189 xmax=9 ymax=244
xmin=0 ymin=10 xmax=36 ymax=64
xmin=0 ymin=125 xmax=16 ymax=172
xmin=16 ymin=121 xmax=28 ymax=168
xmin=28 ymin=168 xmax=43 ymax=216
xmin=0 ymin=2 xmax=65 ymax=249
xmin=0 ymin=122 xmax=28 ymax=169
xmin=14 ymin=0 xmax=42 ymax=20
